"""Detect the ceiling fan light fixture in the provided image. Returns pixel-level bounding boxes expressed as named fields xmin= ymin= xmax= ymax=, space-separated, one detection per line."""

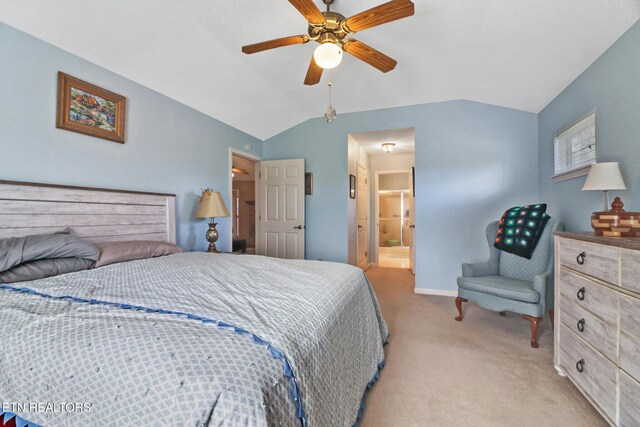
xmin=313 ymin=42 xmax=343 ymax=69
xmin=381 ymin=142 xmax=396 ymax=153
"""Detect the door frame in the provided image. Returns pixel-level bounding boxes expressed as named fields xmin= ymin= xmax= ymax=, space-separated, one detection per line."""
xmin=356 ymin=161 xmax=370 ymax=270
xmin=374 ymin=169 xmax=412 ymax=266
xmin=228 ymin=148 xmax=262 ymax=252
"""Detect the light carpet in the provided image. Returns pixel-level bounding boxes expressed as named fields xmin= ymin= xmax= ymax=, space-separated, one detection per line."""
xmin=361 ymin=266 xmax=606 ymax=427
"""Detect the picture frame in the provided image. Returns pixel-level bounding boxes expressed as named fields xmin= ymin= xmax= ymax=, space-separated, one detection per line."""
xmin=349 ymin=174 xmax=356 ymax=199
xmin=56 ymin=71 xmax=127 ymax=143
xmin=305 ymin=172 xmax=313 ymax=195
xmin=412 ymin=166 xmax=415 ymax=197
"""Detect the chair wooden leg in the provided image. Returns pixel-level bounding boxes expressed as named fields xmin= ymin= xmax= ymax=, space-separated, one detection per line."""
xmin=549 ymin=309 xmax=555 ymax=330
xmin=455 ymin=297 xmax=467 ymax=321
xmin=523 ymin=315 xmax=543 ymax=348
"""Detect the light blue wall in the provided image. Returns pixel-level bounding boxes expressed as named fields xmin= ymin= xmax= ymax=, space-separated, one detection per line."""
xmin=0 ymin=23 xmax=262 ymax=252
xmin=539 ymin=20 xmax=640 ymax=231
xmin=264 ymin=100 xmax=539 ymax=291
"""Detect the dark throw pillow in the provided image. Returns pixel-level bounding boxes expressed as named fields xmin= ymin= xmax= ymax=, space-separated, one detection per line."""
xmin=0 ymin=257 xmax=95 ymax=284
xmin=494 ymin=204 xmax=550 ymax=259
xmin=0 ymin=229 xmax=100 ymax=273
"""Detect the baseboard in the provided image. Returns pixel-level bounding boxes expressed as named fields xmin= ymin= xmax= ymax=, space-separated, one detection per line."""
xmin=413 ymin=288 xmax=457 ymax=297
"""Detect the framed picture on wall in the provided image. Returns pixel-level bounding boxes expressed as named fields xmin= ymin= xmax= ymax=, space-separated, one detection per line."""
xmin=56 ymin=71 xmax=127 ymax=143
xmin=412 ymin=166 xmax=415 ymax=197
xmin=349 ymin=174 xmax=356 ymax=199
xmin=305 ymin=172 xmax=313 ymax=195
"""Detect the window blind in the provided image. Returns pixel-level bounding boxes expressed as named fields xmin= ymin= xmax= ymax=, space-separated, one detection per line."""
xmin=554 ymin=112 xmax=596 ymax=176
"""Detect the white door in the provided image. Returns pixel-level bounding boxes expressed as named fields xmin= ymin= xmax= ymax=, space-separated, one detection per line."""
xmin=258 ymin=159 xmax=305 ymax=259
xmin=408 ymin=170 xmax=415 ymax=274
xmin=357 ymin=164 xmax=369 ymax=269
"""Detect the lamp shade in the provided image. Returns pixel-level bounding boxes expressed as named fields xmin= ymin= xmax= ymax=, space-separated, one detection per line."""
xmin=582 ymin=162 xmax=627 ymax=191
xmin=196 ymin=190 xmax=229 ymax=218
xmin=313 ymin=43 xmax=343 ymax=69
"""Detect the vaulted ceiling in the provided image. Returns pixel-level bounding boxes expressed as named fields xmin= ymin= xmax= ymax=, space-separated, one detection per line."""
xmin=1 ymin=1 xmax=638 ymax=140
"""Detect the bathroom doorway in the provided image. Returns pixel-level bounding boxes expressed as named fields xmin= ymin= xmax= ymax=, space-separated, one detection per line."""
xmin=377 ymin=171 xmax=413 ymax=269
xmin=231 ymin=153 xmax=258 ymax=254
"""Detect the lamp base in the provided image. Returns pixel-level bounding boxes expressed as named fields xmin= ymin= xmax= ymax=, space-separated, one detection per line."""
xmin=205 ymin=219 xmax=220 ymax=253
xmin=591 ymin=197 xmax=640 ymax=237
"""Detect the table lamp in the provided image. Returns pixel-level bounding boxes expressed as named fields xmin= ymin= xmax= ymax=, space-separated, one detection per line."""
xmin=582 ymin=162 xmax=627 ymax=211
xmin=196 ymin=189 xmax=229 ymax=252
xmin=582 ymin=162 xmax=639 ymax=237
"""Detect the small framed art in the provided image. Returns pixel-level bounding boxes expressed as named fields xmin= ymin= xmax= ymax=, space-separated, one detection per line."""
xmin=305 ymin=172 xmax=313 ymax=195
xmin=349 ymin=174 xmax=356 ymax=199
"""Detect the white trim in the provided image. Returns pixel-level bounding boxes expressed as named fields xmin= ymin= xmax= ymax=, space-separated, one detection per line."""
xmin=356 ymin=161 xmax=370 ymax=269
xmin=413 ymin=288 xmax=457 ymax=297
xmin=551 ymin=163 xmax=592 ymax=183
xmin=228 ymin=148 xmax=262 ymax=252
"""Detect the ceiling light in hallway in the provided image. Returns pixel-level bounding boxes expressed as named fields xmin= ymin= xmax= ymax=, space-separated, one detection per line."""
xmin=381 ymin=143 xmax=396 ymax=153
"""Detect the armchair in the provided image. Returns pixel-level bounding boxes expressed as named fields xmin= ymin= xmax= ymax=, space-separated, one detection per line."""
xmin=455 ymin=219 xmax=563 ymax=347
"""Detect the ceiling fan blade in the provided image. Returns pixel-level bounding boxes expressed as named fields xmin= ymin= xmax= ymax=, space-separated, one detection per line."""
xmin=242 ymin=35 xmax=308 ymax=54
xmin=304 ymin=56 xmax=323 ymax=85
xmin=289 ymin=0 xmax=326 ymax=24
xmin=342 ymin=39 xmax=397 ymax=73
xmin=343 ymin=0 xmax=414 ymax=33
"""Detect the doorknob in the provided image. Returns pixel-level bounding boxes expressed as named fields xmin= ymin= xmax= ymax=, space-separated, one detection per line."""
xmin=358 ymin=225 xmax=363 ymax=229
xmin=409 ymin=225 xmax=415 ymax=229
xmin=293 ymin=225 xmax=304 ymax=230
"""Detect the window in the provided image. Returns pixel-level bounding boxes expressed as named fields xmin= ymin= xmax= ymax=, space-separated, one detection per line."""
xmin=553 ymin=111 xmax=596 ymax=181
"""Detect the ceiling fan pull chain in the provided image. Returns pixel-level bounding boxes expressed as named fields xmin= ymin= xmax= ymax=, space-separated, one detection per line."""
xmin=324 ymin=77 xmax=337 ymax=123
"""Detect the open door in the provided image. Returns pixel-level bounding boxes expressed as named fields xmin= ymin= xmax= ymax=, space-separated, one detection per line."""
xmin=258 ymin=159 xmax=305 ymax=259
xmin=357 ymin=163 xmax=369 ymax=269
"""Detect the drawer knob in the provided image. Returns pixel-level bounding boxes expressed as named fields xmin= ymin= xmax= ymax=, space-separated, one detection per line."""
xmin=577 ymin=287 xmax=586 ymax=301
xmin=576 ymin=359 xmax=585 ymax=373
xmin=577 ymin=318 xmax=585 ymax=332
xmin=576 ymin=251 xmax=586 ymax=265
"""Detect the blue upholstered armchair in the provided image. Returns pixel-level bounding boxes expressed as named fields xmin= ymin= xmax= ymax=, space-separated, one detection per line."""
xmin=455 ymin=219 xmax=564 ymax=348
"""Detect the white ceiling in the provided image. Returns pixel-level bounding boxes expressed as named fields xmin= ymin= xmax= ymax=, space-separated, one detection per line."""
xmin=2 ymin=1 xmax=638 ymax=140
xmin=351 ymin=127 xmax=415 ymax=155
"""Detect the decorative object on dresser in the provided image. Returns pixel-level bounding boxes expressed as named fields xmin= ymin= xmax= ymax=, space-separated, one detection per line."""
xmin=196 ymin=189 xmax=230 ymax=253
xmin=554 ymin=232 xmax=640 ymax=426
xmin=456 ymin=218 xmax=564 ymax=348
xmin=56 ymin=72 xmax=127 ymax=143
xmin=582 ymin=162 xmax=640 ymax=237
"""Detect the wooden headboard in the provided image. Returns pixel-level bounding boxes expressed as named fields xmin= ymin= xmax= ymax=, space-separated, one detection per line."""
xmin=0 ymin=180 xmax=176 ymax=243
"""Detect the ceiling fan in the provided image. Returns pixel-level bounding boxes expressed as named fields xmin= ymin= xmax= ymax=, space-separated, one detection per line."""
xmin=242 ymin=0 xmax=415 ymax=85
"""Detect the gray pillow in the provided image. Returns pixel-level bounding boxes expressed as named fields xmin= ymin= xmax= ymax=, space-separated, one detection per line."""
xmin=94 ymin=240 xmax=182 ymax=268
xmin=0 ymin=229 xmax=100 ymax=273
xmin=0 ymin=257 xmax=95 ymax=284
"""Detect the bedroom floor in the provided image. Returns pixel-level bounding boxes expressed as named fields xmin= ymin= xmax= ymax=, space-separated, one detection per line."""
xmin=361 ymin=267 xmax=606 ymax=427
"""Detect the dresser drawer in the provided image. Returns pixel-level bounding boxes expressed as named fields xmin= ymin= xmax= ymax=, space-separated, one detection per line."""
xmin=620 ymin=294 xmax=640 ymax=381
xmin=620 ymin=370 xmax=640 ymax=427
xmin=559 ymin=324 xmax=617 ymax=422
xmin=559 ymin=269 xmax=618 ymax=326
xmin=559 ymin=238 xmax=619 ymax=285
xmin=560 ymin=292 xmax=617 ymax=363
xmin=621 ymin=249 xmax=640 ymax=294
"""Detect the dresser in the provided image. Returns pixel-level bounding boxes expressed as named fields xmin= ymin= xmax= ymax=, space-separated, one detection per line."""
xmin=554 ymin=232 xmax=640 ymax=426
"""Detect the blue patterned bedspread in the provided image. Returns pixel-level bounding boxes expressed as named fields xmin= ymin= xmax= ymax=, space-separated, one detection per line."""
xmin=0 ymin=253 xmax=387 ymax=426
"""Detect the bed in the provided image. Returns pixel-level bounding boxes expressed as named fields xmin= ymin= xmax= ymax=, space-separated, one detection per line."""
xmin=0 ymin=181 xmax=388 ymax=427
